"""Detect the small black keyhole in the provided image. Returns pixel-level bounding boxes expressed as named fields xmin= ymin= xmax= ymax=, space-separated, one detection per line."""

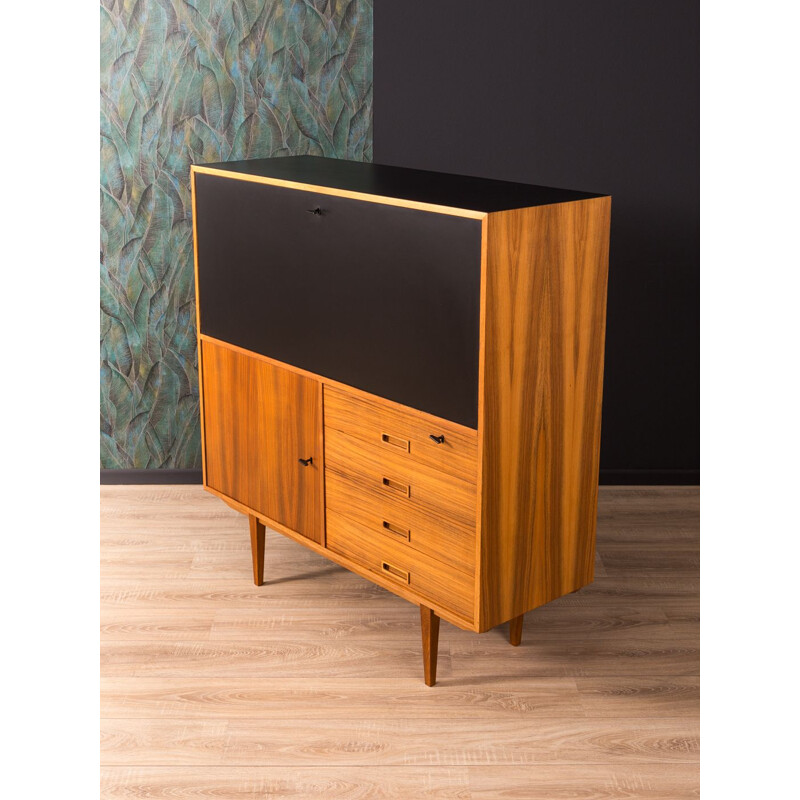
xmin=298 ymin=456 xmax=313 ymax=466
xmin=429 ymin=434 xmax=445 ymax=444
xmin=306 ymin=207 xmax=322 ymax=216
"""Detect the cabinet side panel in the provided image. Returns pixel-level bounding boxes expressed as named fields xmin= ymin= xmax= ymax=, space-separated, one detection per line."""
xmin=191 ymin=169 xmax=207 ymax=486
xmin=479 ymin=197 xmax=611 ymax=630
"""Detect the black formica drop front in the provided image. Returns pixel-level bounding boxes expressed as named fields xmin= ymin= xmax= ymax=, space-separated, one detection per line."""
xmin=194 ymin=172 xmax=483 ymax=428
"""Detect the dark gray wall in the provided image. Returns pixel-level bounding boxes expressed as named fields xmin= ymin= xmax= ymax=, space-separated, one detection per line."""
xmin=374 ymin=1 xmax=699 ymax=482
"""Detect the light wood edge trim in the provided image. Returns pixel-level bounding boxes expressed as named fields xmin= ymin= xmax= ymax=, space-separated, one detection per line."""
xmin=190 ymin=164 xmax=488 ymax=220
xmin=317 ymin=378 xmax=327 ymax=547
xmin=584 ymin=196 xmax=612 ymax=584
xmin=190 ymin=169 xmax=207 ymax=487
xmin=204 ymin=484 xmax=478 ymax=632
xmin=200 ymin=333 xmax=480 ymax=438
xmin=473 ymin=214 xmax=489 ymax=626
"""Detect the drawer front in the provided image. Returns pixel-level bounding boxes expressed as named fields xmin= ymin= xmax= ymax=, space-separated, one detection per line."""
xmin=324 ymin=385 xmax=478 ymax=484
xmin=194 ymin=171 xmax=482 ymax=428
xmin=325 ymin=469 xmax=475 ymax=574
xmin=327 ymin=510 xmax=474 ymax=620
xmin=325 ymin=427 xmax=477 ymax=530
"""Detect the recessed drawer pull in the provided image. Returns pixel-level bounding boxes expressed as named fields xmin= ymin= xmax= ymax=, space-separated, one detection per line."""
xmin=381 ymin=561 xmax=410 ymax=584
xmin=381 ymin=432 xmax=410 ymax=452
xmin=382 ymin=520 xmax=411 ymax=541
xmin=381 ymin=476 xmax=411 ymax=497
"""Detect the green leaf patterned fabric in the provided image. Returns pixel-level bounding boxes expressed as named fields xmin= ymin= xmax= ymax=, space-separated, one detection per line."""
xmin=100 ymin=0 xmax=373 ymax=469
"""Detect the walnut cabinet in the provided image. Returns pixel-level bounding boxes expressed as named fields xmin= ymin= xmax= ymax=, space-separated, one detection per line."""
xmin=191 ymin=156 xmax=611 ymax=685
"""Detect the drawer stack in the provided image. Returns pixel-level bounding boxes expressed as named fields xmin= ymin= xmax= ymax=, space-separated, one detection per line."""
xmin=323 ymin=385 xmax=478 ymax=622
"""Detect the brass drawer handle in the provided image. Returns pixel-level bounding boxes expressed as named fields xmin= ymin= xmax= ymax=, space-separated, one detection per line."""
xmin=381 ymin=476 xmax=411 ymax=497
xmin=381 ymin=561 xmax=410 ymax=584
xmin=381 ymin=432 xmax=410 ymax=452
xmin=382 ymin=520 xmax=411 ymax=541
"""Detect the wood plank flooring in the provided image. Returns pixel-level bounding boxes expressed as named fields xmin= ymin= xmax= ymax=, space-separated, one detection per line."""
xmin=100 ymin=485 xmax=699 ymax=798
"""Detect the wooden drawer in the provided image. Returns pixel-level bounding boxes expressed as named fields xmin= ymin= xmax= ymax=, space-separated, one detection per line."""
xmin=325 ymin=427 xmax=477 ymax=530
xmin=325 ymin=469 xmax=475 ymax=575
xmin=324 ymin=385 xmax=478 ymax=483
xmin=327 ymin=509 xmax=474 ymax=621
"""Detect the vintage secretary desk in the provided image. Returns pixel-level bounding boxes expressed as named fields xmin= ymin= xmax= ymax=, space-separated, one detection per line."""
xmin=190 ymin=156 xmax=610 ymax=685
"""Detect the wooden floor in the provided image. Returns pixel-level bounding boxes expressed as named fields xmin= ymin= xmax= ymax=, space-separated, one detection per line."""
xmin=100 ymin=486 xmax=699 ymax=799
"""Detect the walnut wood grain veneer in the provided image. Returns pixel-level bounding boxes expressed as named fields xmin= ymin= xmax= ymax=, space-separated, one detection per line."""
xmin=201 ymin=340 xmax=323 ymax=545
xmin=191 ymin=156 xmax=611 ymax=685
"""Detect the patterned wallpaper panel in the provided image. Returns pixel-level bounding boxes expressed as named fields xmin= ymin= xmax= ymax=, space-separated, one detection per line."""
xmin=100 ymin=0 xmax=373 ymax=468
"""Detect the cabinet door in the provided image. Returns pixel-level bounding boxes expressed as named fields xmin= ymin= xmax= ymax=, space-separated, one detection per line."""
xmin=201 ymin=340 xmax=323 ymax=544
xmin=194 ymin=172 xmax=482 ymax=428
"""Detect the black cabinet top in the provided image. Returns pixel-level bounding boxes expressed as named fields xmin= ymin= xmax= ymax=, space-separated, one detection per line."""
xmin=195 ymin=156 xmax=606 ymax=213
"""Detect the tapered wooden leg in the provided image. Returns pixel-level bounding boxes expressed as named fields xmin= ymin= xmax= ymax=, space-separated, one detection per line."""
xmin=249 ymin=515 xmax=265 ymax=586
xmin=420 ymin=605 xmax=440 ymax=686
xmin=509 ymin=613 xmax=524 ymax=646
